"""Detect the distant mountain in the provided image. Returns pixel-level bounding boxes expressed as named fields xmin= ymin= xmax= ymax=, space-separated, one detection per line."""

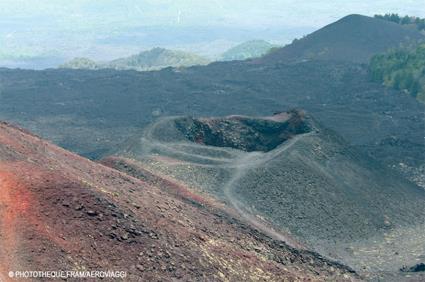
xmin=59 ymin=57 xmax=100 ymax=70
xmin=261 ymin=14 xmax=425 ymax=64
xmin=106 ymin=47 xmax=210 ymax=71
xmin=60 ymin=48 xmax=210 ymax=71
xmin=220 ymin=40 xmax=277 ymax=61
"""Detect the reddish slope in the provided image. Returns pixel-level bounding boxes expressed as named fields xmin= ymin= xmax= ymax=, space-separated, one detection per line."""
xmin=0 ymin=168 xmax=25 ymax=279
xmin=0 ymin=122 xmax=357 ymax=281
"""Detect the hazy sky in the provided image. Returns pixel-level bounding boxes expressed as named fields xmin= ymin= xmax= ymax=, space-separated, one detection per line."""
xmin=1 ymin=0 xmax=424 ymax=68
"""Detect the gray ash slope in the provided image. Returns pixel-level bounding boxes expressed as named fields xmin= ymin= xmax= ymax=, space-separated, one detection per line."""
xmin=117 ymin=110 xmax=425 ymax=279
xmin=261 ymin=14 xmax=425 ymax=64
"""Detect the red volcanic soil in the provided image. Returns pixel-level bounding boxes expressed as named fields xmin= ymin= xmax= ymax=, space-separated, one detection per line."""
xmin=0 ymin=122 xmax=358 ymax=281
xmin=101 ymin=156 xmax=214 ymax=207
xmin=0 ymin=167 xmax=25 ymax=279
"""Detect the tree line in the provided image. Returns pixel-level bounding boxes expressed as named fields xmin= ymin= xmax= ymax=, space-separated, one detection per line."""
xmin=374 ymin=14 xmax=425 ymax=31
xmin=369 ymin=44 xmax=425 ymax=103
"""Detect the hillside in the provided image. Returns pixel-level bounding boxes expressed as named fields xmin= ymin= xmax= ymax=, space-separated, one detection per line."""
xmin=108 ymin=110 xmax=425 ymax=280
xmin=0 ymin=121 xmax=359 ymax=281
xmin=369 ymin=43 xmax=425 ymax=102
xmin=60 ymin=48 xmax=210 ymax=72
xmin=107 ymin=47 xmax=210 ymax=71
xmin=59 ymin=57 xmax=100 ymax=70
xmin=220 ymin=40 xmax=277 ymax=61
xmin=260 ymin=14 xmax=425 ymax=64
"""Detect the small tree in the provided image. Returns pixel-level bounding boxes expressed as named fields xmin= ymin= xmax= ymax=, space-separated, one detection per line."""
xmin=401 ymin=16 xmax=411 ymax=25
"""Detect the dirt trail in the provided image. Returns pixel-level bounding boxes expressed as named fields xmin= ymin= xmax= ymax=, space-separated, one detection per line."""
xmin=135 ymin=117 xmax=240 ymax=163
xmin=222 ymin=134 xmax=308 ymax=249
xmin=140 ymin=117 xmax=312 ymax=249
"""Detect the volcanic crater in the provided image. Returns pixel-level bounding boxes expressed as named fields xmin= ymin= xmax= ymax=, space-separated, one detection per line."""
xmin=174 ymin=110 xmax=312 ymax=152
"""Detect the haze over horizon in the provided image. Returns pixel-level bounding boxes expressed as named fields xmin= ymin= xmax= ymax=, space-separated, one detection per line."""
xmin=1 ymin=0 xmax=424 ymax=69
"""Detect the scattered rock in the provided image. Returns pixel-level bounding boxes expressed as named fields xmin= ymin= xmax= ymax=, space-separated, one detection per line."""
xmin=87 ymin=210 xmax=98 ymax=216
xmin=136 ymin=264 xmax=144 ymax=272
xmin=401 ymin=263 xmax=425 ymax=272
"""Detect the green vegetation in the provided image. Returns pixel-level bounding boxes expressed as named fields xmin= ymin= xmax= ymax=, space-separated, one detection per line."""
xmin=369 ymin=44 xmax=425 ymax=102
xmin=107 ymin=48 xmax=210 ymax=71
xmin=60 ymin=48 xmax=209 ymax=72
xmin=59 ymin=57 xmax=99 ymax=70
xmin=221 ymin=40 xmax=277 ymax=61
xmin=374 ymin=14 xmax=425 ymax=31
